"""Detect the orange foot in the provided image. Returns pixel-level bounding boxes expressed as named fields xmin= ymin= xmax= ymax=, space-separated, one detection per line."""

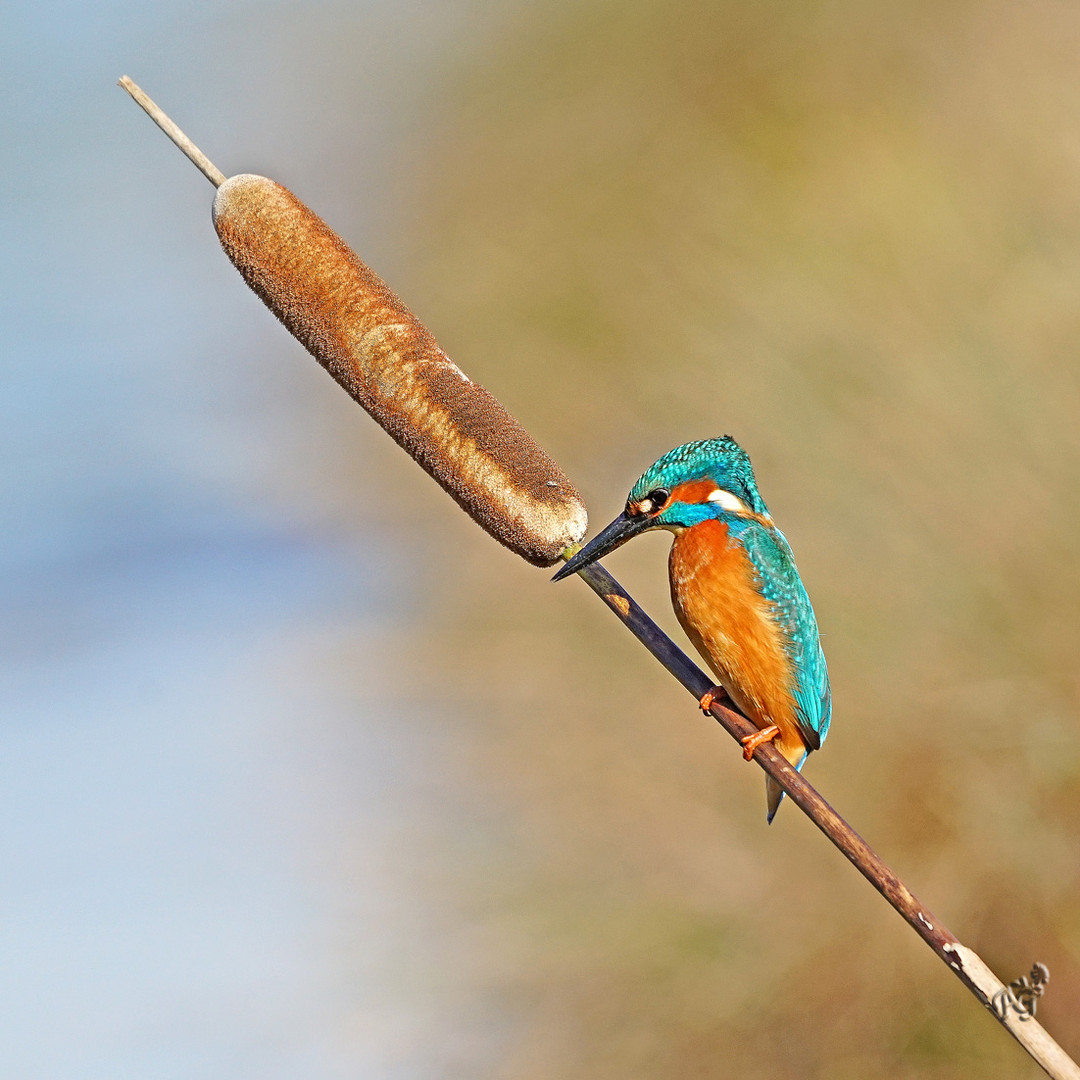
xmin=699 ymin=686 xmax=725 ymax=713
xmin=739 ymin=724 xmax=780 ymax=761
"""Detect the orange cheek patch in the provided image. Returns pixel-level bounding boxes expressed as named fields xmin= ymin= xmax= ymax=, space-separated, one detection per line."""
xmin=669 ymin=479 xmax=718 ymax=505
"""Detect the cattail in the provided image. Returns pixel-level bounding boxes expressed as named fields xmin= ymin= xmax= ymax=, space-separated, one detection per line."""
xmin=120 ymin=79 xmax=1080 ymax=1080
xmin=119 ymin=78 xmax=587 ymax=566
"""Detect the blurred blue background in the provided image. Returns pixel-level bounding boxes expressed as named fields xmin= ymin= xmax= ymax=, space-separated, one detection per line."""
xmin=2 ymin=3 xmax=488 ymax=1076
xmin=4 ymin=1 xmax=1080 ymax=1077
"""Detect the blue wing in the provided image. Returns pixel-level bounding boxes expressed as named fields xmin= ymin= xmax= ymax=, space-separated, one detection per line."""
xmin=740 ymin=522 xmax=832 ymax=751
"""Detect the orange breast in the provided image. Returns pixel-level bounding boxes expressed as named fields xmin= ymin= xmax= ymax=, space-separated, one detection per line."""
xmin=669 ymin=520 xmax=806 ymax=764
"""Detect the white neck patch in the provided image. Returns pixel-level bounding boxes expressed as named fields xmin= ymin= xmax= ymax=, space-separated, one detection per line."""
xmin=706 ymin=488 xmax=750 ymax=514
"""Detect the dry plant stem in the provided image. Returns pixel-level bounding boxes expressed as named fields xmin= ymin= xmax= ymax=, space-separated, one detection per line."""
xmin=118 ymin=76 xmax=225 ymax=187
xmin=118 ymin=72 xmax=1076 ymax=1078
xmin=576 ymin=559 xmax=1080 ymax=1080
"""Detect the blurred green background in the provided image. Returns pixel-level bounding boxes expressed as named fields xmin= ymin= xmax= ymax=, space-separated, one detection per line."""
xmin=4 ymin=0 xmax=1078 ymax=1076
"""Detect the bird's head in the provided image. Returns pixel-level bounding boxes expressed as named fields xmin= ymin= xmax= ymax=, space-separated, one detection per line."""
xmin=552 ymin=436 xmax=770 ymax=580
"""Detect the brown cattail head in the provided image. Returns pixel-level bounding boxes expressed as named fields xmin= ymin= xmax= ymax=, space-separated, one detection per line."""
xmin=213 ymin=174 xmax=587 ymax=566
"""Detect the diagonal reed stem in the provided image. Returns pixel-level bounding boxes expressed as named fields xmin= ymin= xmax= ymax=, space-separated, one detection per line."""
xmin=118 ymin=76 xmax=225 ymax=187
xmin=574 ymin=559 xmax=1080 ymax=1080
xmin=117 ymin=72 xmax=1077 ymax=1078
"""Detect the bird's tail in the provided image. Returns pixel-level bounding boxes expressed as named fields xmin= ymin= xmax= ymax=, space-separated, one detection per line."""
xmin=765 ymin=747 xmax=809 ymax=824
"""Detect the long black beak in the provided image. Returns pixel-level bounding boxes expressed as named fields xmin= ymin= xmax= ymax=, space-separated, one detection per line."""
xmin=551 ymin=511 xmax=651 ymax=581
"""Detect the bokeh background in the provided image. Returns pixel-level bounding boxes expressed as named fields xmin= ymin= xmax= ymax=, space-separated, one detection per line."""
xmin=4 ymin=1 xmax=1079 ymax=1076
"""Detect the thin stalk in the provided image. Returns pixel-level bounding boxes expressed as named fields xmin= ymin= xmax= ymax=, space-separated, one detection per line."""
xmin=117 ymin=73 xmax=1079 ymax=1078
xmin=118 ymin=76 xmax=225 ymax=187
xmin=575 ymin=559 xmax=1079 ymax=1080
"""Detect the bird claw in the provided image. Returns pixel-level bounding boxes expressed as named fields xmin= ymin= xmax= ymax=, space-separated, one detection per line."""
xmin=739 ymin=724 xmax=780 ymax=761
xmin=699 ymin=686 xmax=724 ymax=713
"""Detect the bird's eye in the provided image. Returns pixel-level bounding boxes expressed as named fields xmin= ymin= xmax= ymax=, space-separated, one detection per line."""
xmin=645 ymin=488 xmax=670 ymax=512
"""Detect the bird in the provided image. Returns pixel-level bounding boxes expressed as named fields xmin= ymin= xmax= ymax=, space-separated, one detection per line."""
xmin=552 ymin=436 xmax=830 ymax=822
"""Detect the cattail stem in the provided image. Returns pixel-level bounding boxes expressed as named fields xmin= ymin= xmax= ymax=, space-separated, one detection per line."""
xmin=573 ymin=558 xmax=1080 ymax=1080
xmin=119 ymin=74 xmax=1078 ymax=1080
xmin=119 ymin=76 xmax=225 ymax=187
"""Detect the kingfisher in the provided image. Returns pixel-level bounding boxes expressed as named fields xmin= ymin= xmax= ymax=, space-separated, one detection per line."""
xmin=553 ymin=437 xmax=830 ymax=822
